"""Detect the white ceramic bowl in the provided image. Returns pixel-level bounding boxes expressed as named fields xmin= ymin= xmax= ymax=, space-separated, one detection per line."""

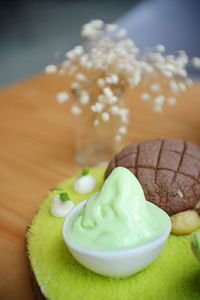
xmin=63 ymin=200 xmax=171 ymax=278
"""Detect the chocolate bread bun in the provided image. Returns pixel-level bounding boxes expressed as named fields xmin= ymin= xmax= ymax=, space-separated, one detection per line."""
xmin=105 ymin=139 xmax=200 ymax=216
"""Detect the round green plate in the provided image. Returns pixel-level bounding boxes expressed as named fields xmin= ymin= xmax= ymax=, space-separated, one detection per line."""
xmin=27 ymin=166 xmax=200 ymax=300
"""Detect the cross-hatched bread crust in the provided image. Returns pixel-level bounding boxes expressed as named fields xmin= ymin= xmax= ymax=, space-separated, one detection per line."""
xmin=105 ymin=139 xmax=200 ymax=216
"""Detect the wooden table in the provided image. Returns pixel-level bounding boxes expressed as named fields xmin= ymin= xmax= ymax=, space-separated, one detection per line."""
xmin=0 ymin=73 xmax=200 ymax=300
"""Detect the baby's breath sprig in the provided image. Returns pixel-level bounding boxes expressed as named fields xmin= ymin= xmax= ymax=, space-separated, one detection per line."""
xmin=45 ymin=19 xmax=200 ymax=143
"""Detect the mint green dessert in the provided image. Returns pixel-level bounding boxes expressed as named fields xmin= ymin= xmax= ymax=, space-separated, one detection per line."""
xmin=27 ymin=166 xmax=200 ymax=300
xmin=66 ymin=167 xmax=169 ymax=251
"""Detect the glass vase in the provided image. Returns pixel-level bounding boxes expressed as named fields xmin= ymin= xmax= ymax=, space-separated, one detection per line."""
xmin=74 ymin=103 xmax=124 ymax=166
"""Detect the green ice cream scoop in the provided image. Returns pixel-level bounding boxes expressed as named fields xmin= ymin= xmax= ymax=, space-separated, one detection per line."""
xmin=66 ymin=167 xmax=169 ymax=251
xmin=191 ymin=230 xmax=200 ymax=261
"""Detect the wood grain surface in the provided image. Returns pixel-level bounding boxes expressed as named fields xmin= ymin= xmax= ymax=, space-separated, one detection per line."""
xmin=0 ymin=73 xmax=200 ymax=300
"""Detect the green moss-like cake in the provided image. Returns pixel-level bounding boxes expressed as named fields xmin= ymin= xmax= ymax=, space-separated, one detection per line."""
xmin=27 ymin=166 xmax=200 ymax=300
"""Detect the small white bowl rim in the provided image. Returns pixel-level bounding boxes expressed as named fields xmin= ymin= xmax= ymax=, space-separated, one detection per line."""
xmin=63 ymin=200 xmax=171 ymax=259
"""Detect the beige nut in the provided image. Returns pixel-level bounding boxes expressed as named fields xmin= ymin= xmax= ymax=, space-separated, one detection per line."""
xmin=171 ymin=210 xmax=200 ymax=235
xmin=195 ymin=201 xmax=200 ymax=214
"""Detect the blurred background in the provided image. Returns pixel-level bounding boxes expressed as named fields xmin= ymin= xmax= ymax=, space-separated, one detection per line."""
xmin=0 ymin=0 xmax=200 ymax=87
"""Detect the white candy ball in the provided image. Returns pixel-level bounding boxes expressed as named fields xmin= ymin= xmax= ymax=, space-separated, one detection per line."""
xmin=73 ymin=174 xmax=96 ymax=194
xmin=51 ymin=195 xmax=74 ymax=217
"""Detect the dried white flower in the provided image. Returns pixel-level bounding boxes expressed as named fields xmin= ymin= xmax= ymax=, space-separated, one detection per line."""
xmin=110 ymin=105 xmax=120 ymax=114
xmin=141 ymin=93 xmax=150 ymax=101
xmin=179 ymin=82 xmax=186 ymax=92
xmin=153 ymin=103 xmax=163 ymax=112
xmin=119 ymin=126 xmax=127 ymax=135
xmin=101 ymin=112 xmax=110 ymax=122
xmin=169 ymin=80 xmax=180 ymax=93
xmin=81 ymin=20 xmax=103 ymax=39
xmin=116 ymin=28 xmax=127 ymax=38
xmin=168 ymin=96 xmax=177 ymax=106
xmin=161 ymin=69 xmax=173 ymax=78
xmin=105 ymin=74 xmax=119 ymax=85
xmin=106 ymin=24 xmax=118 ymax=32
xmin=76 ymin=73 xmax=87 ymax=81
xmin=124 ymin=39 xmax=135 ymax=48
xmin=62 ymin=60 xmax=71 ymax=68
xmin=119 ymin=108 xmax=129 ymax=116
xmin=155 ymin=44 xmax=165 ymax=53
xmin=45 ymin=64 xmax=57 ymax=74
xmin=150 ymin=83 xmax=161 ymax=93
xmin=71 ymin=105 xmax=82 ymax=115
xmin=91 ymin=102 xmax=104 ymax=113
xmin=111 ymin=74 xmax=119 ymax=84
xmin=71 ymin=82 xmax=80 ymax=90
xmin=94 ymin=119 xmax=100 ymax=126
xmin=107 ymin=96 xmax=118 ymax=105
xmin=56 ymin=91 xmax=69 ymax=103
xmin=177 ymin=69 xmax=187 ymax=77
xmin=73 ymin=45 xmax=84 ymax=56
xmin=93 ymin=19 xmax=104 ymax=28
xmin=79 ymin=91 xmax=90 ymax=105
xmin=192 ymin=57 xmax=200 ymax=69
xmin=119 ymin=108 xmax=129 ymax=123
xmin=65 ymin=50 xmax=76 ymax=60
xmin=85 ymin=61 xmax=93 ymax=69
xmin=148 ymin=52 xmax=165 ymax=64
xmin=97 ymin=78 xmax=106 ymax=88
xmin=154 ymin=95 xmax=165 ymax=105
xmin=178 ymin=50 xmax=188 ymax=64
xmin=129 ymin=74 xmax=141 ymax=87
xmin=103 ymin=87 xmax=113 ymax=98
xmin=80 ymin=54 xmax=89 ymax=67
xmin=142 ymin=63 xmax=154 ymax=74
